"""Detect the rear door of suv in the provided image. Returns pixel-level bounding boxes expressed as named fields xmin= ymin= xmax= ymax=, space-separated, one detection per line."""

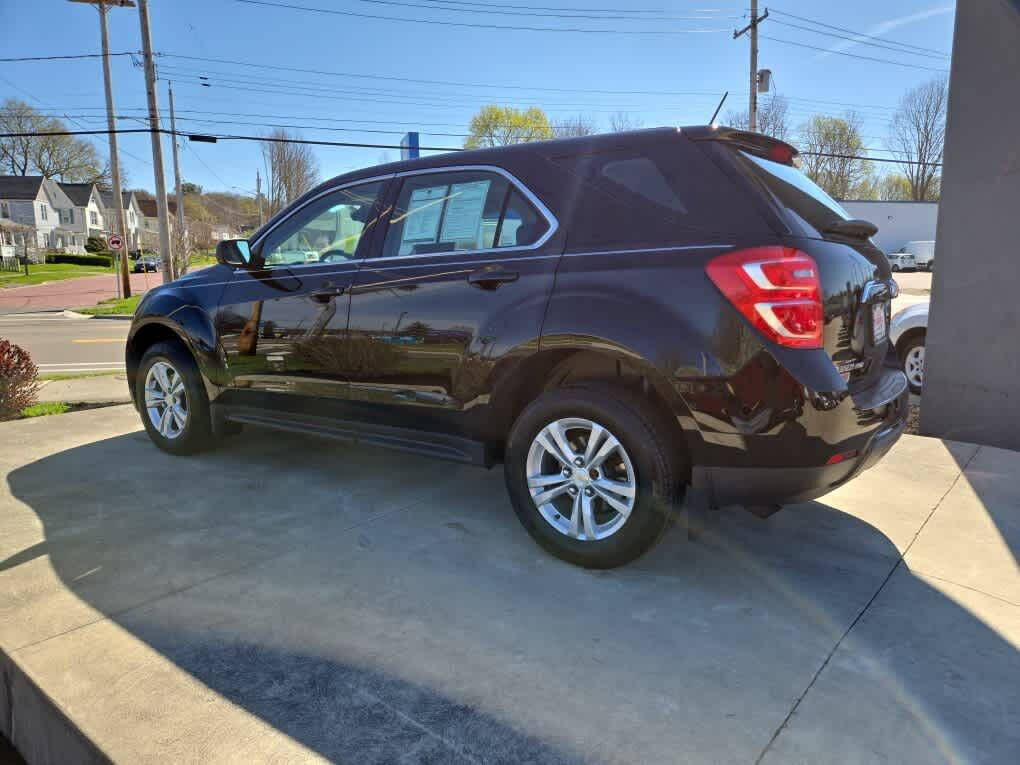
xmin=343 ymin=165 xmax=563 ymax=423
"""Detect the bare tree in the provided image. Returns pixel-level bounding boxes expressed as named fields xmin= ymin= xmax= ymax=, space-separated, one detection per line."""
xmin=889 ymin=75 xmax=947 ymax=201
xmin=609 ymin=112 xmax=644 ymax=132
xmin=553 ymin=114 xmax=599 ymax=138
xmin=0 ymin=99 xmax=104 ymax=181
xmin=261 ymin=128 xmax=318 ymax=216
xmin=798 ymin=111 xmax=876 ymax=199
xmin=725 ymin=95 xmax=791 ymax=141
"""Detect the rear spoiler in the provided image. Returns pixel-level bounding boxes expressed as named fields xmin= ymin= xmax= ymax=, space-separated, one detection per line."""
xmin=685 ymin=126 xmax=799 ymax=166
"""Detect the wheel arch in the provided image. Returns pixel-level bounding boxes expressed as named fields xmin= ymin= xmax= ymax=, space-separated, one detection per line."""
xmin=895 ymin=326 xmax=926 ymax=356
xmin=487 ymin=346 xmax=696 ymax=475
xmin=126 ymin=306 xmax=220 ymax=406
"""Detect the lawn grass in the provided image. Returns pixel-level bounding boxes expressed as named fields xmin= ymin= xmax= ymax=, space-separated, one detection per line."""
xmin=0 ymin=263 xmax=112 ymax=288
xmin=20 ymin=402 xmax=70 ymax=418
xmin=76 ymin=294 xmax=141 ymax=315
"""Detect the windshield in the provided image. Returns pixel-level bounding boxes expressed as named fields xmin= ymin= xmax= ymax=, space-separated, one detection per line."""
xmin=735 ymin=150 xmax=853 ymax=236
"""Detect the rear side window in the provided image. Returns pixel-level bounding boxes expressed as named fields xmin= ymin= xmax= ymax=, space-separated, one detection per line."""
xmin=382 ymin=170 xmax=548 ymax=258
xmin=550 ymin=138 xmax=769 ymax=249
xmin=600 ymin=157 xmax=687 ymax=214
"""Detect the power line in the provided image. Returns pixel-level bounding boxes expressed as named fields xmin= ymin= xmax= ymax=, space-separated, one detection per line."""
xmin=760 ymin=35 xmax=949 ymax=72
xmin=770 ymin=19 xmax=949 ymax=60
xmin=411 ymin=0 xmax=674 ymax=12
xmin=231 ymin=0 xmax=731 ymax=34
xmin=0 ymin=127 xmax=944 ymax=165
xmin=157 ymin=52 xmax=725 ymax=97
xmin=0 ymin=51 xmax=138 ymax=63
xmin=276 ymin=0 xmax=740 ymax=21
xmin=768 ymin=8 xmax=951 ymax=57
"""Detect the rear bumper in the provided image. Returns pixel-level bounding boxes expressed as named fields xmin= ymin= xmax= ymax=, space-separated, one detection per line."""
xmin=692 ymin=369 xmax=909 ymax=508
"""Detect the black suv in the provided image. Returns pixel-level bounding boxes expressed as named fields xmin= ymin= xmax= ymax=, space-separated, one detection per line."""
xmin=127 ymin=127 xmax=907 ymax=568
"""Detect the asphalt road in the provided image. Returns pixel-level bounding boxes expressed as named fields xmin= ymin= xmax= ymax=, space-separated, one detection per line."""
xmin=0 ymin=314 xmax=128 ymax=374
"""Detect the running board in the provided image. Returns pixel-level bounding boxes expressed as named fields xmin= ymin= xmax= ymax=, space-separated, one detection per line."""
xmin=213 ymin=404 xmax=491 ymax=467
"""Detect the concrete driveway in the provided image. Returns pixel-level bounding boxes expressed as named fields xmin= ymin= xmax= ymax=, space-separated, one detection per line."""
xmin=1 ymin=406 xmax=1017 ymax=764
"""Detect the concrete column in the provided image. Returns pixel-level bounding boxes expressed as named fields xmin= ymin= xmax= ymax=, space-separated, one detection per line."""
xmin=920 ymin=0 xmax=1020 ymax=449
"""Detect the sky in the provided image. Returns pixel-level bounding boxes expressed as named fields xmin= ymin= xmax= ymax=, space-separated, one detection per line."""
xmin=2 ymin=0 xmax=956 ymax=201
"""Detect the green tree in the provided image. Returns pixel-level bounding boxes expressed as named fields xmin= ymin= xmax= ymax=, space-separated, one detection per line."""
xmin=464 ymin=106 xmax=554 ymax=149
xmin=798 ymin=112 xmax=876 ymax=199
xmin=181 ymin=181 xmax=203 ymax=195
xmin=879 ymin=173 xmax=913 ymax=200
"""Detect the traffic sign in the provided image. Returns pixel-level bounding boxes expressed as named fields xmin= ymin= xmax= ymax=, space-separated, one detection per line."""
xmin=108 ymin=235 xmax=123 ymax=251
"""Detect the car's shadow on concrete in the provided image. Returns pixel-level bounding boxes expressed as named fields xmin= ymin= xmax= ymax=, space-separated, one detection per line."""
xmin=3 ymin=427 xmax=1018 ymax=763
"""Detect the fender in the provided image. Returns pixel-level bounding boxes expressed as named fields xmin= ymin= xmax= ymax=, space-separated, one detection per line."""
xmin=126 ymin=294 xmax=224 ymax=403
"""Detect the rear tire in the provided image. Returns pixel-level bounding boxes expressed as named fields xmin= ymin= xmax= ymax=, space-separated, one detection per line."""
xmin=504 ymin=382 xmax=683 ymax=568
xmin=136 ymin=340 xmax=216 ymax=455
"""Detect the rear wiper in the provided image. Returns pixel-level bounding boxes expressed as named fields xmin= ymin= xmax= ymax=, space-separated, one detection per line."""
xmin=822 ymin=219 xmax=878 ymax=239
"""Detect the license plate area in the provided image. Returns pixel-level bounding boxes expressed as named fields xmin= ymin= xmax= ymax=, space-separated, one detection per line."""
xmin=871 ymin=303 xmax=887 ymax=344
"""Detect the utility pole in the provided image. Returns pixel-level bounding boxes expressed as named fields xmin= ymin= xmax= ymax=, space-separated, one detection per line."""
xmin=167 ymin=81 xmax=186 ymax=275
xmin=69 ymin=0 xmax=134 ymax=299
xmin=137 ymin=0 xmax=174 ymax=282
xmin=256 ymin=170 xmax=263 ymax=226
xmin=733 ymin=2 xmax=769 ymax=132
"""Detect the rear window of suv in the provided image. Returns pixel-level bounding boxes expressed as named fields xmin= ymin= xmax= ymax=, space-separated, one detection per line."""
xmin=729 ymin=149 xmax=852 ymax=237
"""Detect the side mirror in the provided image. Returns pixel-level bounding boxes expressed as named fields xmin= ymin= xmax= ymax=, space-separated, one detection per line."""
xmin=216 ymin=239 xmax=251 ymax=266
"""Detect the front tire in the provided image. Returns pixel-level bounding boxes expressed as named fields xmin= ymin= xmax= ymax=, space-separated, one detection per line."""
xmin=136 ymin=340 xmax=215 ymax=455
xmin=504 ymin=383 xmax=683 ymax=568
xmin=901 ymin=333 xmax=926 ymax=394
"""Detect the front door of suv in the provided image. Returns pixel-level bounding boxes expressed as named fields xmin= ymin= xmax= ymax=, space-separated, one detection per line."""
xmin=216 ymin=179 xmax=389 ymax=400
xmin=345 ymin=167 xmax=560 ymax=425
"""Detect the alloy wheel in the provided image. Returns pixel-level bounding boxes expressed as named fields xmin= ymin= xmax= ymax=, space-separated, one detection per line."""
xmin=145 ymin=360 xmax=188 ymax=439
xmin=525 ymin=418 xmax=637 ymax=541
xmin=905 ymin=345 xmax=925 ymax=389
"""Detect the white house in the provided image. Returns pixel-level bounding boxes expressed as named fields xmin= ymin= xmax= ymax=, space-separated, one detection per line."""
xmin=0 ymin=175 xmax=77 ymax=259
xmin=58 ymin=182 xmax=107 ymax=253
xmin=101 ymin=190 xmax=143 ymax=253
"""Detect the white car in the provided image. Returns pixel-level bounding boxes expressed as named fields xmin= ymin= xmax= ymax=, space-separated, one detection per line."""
xmin=887 ymin=252 xmax=917 ymax=272
xmin=898 ymin=240 xmax=935 ymax=271
xmin=890 ymin=301 xmax=928 ymax=393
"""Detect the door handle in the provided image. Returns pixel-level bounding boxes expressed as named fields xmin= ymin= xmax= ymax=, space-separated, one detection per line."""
xmin=467 ymin=267 xmax=519 ymax=290
xmin=310 ymin=280 xmax=346 ymax=299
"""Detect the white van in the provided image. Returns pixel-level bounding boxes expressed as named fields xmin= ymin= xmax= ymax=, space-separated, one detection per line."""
xmin=899 ymin=240 xmax=935 ymax=271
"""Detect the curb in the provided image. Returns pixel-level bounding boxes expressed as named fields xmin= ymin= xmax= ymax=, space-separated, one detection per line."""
xmin=60 ymin=311 xmax=132 ymax=321
xmin=0 ymin=647 xmax=110 ymax=765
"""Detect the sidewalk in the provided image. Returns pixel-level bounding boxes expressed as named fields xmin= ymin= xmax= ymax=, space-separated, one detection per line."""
xmin=36 ymin=374 xmax=131 ymax=405
xmin=0 ymin=408 xmax=1016 ymax=764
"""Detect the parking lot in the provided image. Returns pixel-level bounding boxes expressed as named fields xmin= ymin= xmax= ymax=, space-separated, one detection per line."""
xmin=1 ymin=405 xmax=1017 ymax=764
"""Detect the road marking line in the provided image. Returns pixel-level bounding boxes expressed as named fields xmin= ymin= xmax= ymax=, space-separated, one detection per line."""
xmin=71 ymin=338 xmax=126 ymax=344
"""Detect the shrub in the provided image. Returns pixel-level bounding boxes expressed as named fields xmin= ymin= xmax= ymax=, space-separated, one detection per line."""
xmin=0 ymin=338 xmax=39 ymax=420
xmin=85 ymin=235 xmax=107 ymax=253
xmin=44 ymin=253 xmax=112 ymax=267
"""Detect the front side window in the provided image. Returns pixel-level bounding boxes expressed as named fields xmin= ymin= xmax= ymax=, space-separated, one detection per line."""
xmin=257 ymin=181 xmax=385 ymax=268
xmin=0 ymin=201 xmax=9 ymax=218
xmin=382 ymin=170 xmax=547 ymax=258
xmin=39 ymin=204 xmax=47 ymax=221
xmin=90 ymin=210 xmax=98 ymax=226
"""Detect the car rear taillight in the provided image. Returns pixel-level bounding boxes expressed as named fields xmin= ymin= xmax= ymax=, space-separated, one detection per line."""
xmin=706 ymin=247 xmax=823 ymax=349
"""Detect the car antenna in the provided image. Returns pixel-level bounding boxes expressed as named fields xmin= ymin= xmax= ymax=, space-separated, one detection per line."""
xmin=709 ymin=91 xmax=729 ymax=126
